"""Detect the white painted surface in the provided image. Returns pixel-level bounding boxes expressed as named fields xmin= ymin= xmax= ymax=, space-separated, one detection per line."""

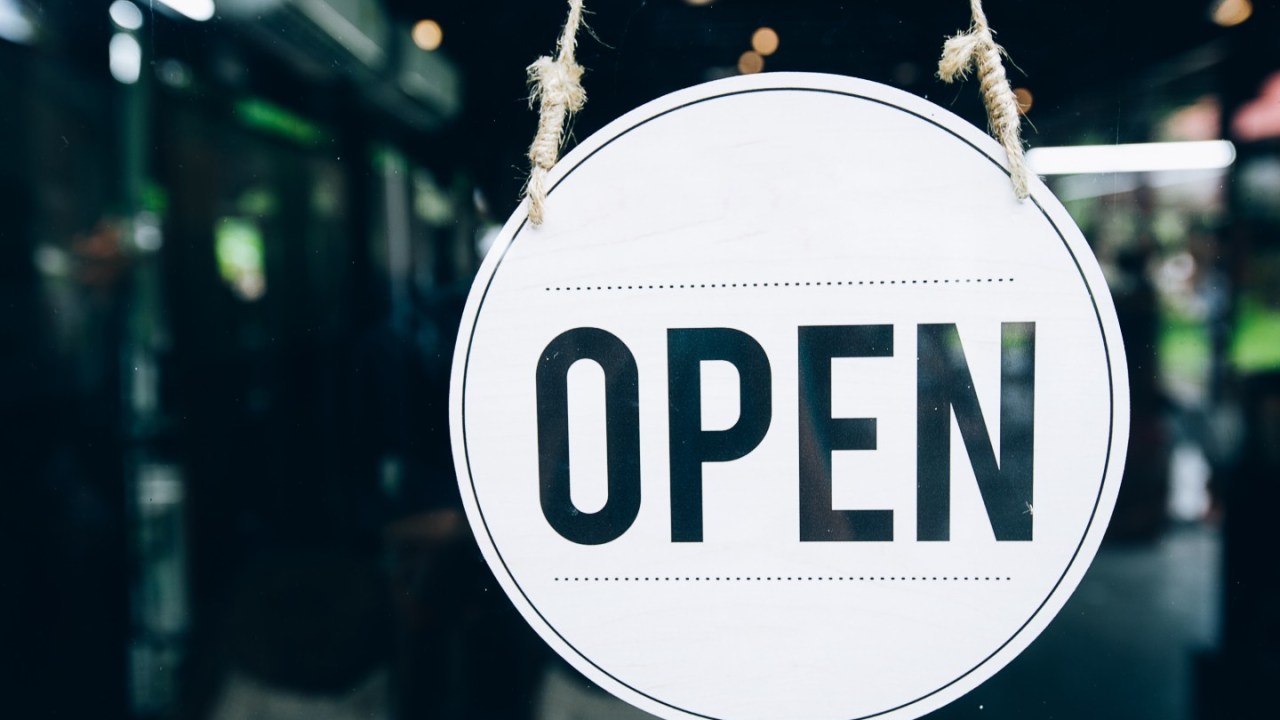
xmin=451 ymin=73 xmax=1128 ymax=720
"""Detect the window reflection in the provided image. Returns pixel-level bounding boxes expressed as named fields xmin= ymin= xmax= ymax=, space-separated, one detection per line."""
xmin=1 ymin=2 xmax=1278 ymax=719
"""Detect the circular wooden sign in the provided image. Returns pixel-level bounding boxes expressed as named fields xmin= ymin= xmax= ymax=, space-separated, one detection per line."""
xmin=451 ymin=73 xmax=1128 ymax=720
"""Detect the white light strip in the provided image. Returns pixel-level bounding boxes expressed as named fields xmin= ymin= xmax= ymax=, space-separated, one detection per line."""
xmin=296 ymin=0 xmax=385 ymax=68
xmin=110 ymin=1 xmax=144 ymax=30
xmin=0 ymin=0 xmax=37 ymax=45
xmin=109 ymin=32 xmax=142 ymax=84
xmin=1026 ymin=140 xmax=1236 ymax=175
xmin=156 ymin=0 xmax=215 ymax=22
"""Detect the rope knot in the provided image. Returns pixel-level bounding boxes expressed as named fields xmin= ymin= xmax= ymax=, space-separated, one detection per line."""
xmin=528 ymin=56 xmax=586 ymax=114
xmin=524 ymin=0 xmax=588 ymax=225
xmin=938 ymin=1 xmax=1029 ymax=200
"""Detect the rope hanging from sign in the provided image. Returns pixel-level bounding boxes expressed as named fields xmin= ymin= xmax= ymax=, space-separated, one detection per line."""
xmin=525 ymin=0 xmax=587 ymax=226
xmin=522 ymin=0 xmax=1030 ymax=223
xmin=938 ymin=0 xmax=1030 ymax=199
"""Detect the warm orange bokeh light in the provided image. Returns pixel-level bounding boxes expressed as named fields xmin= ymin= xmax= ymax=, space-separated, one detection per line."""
xmin=751 ymin=27 xmax=779 ymax=56
xmin=1211 ymin=0 xmax=1252 ymax=27
xmin=738 ymin=51 xmax=765 ymax=75
xmin=1013 ymin=87 xmax=1034 ymax=115
xmin=412 ymin=19 xmax=443 ymax=51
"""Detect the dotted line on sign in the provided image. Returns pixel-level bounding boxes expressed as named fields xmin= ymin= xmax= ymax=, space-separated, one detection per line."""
xmin=552 ymin=576 xmax=1012 ymax=582
xmin=544 ymin=278 xmax=1014 ymax=292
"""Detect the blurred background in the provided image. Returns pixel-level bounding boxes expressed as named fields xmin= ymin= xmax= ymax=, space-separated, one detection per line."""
xmin=1 ymin=1 xmax=1278 ymax=718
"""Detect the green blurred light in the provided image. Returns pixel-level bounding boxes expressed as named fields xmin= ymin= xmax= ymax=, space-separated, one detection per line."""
xmin=142 ymin=182 xmax=169 ymax=215
xmin=1158 ymin=314 xmax=1210 ymax=385
xmin=214 ymin=217 xmax=266 ymax=301
xmin=1232 ymin=295 xmax=1280 ymax=374
xmin=234 ymin=98 xmax=330 ymax=147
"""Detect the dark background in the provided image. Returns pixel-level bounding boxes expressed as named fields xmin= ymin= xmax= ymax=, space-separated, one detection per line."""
xmin=1 ymin=1 xmax=1278 ymax=718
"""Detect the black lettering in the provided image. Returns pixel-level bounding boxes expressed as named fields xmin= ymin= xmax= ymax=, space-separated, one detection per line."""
xmin=667 ymin=328 xmax=772 ymax=542
xmin=798 ymin=325 xmax=895 ymax=542
xmin=917 ymin=323 xmax=1036 ymax=541
xmin=536 ymin=328 xmax=641 ymax=545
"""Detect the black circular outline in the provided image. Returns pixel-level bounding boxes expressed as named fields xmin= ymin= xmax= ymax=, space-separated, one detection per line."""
xmin=459 ymin=85 xmax=1118 ymax=720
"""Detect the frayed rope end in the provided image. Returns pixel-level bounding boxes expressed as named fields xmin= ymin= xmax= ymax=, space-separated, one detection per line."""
xmin=936 ymin=9 xmax=1030 ymax=201
xmin=523 ymin=1 xmax=589 ymax=226
xmin=524 ymin=56 xmax=586 ymax=226
xmin=938 ymin=32 xmax=982 ymax=83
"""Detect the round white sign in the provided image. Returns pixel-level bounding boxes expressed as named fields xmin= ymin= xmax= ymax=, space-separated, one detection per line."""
xmin=451 ymin=73 xmax=1128 ymax=720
